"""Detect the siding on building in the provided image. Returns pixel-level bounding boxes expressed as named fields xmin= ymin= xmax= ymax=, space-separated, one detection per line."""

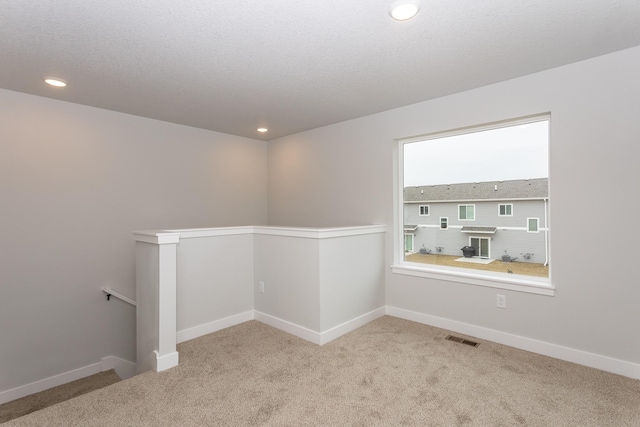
xmin=404 ymin=179 xmax=548 ymax=264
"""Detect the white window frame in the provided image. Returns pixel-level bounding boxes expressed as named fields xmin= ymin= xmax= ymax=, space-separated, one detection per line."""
xmin=393 ymin=113 xmax=553 ymax=296
xmin=440 ymin=217 xmax=448 ymax=230
xmin=499 ymin=203 xmax=513 ymax=216
xmin=458 ymin=204 xmax=475 ymax=221
xmin=419 ymin=205 xmax=430 ymax=216
xmin=527 ymin=217 xmax=539 ymax=233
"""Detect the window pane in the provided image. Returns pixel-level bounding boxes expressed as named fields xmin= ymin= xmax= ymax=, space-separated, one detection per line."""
xmin=480 ymin=238 xmax=489 ymax=257
xmin=404 ymin=234 xmax=413 ymax=251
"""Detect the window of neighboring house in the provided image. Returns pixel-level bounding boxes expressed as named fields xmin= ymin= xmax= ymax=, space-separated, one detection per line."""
xmin=499 ymin=204 xmax=513 ymax=216
xmin=396 ymin=113 xmax=552 ymax=295
xmin=458 ymin=204 xmax=475 ymax=220
xmin=440 ymin=217 xmax=448 ymax=229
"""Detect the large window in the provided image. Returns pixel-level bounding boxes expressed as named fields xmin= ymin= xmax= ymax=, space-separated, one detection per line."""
xmin=395 ymin=114 xmax=552 ymax=295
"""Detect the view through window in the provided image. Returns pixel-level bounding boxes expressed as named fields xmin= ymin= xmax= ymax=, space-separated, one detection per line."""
xmin=402 ymin=116 xmax=550 ymax=279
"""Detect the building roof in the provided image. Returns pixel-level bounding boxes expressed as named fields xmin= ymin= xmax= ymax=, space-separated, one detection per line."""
xmin=460 ymin=226 xmax=497 ymax=234
xmin=404 ymin=178 xmax=548 ymax=202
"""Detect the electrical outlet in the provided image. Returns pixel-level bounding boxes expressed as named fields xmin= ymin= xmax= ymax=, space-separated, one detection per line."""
xmin=497 ymin=294 xmax=506 ymax=309
xmin=259 ymin=281 xmax=265 ymax=293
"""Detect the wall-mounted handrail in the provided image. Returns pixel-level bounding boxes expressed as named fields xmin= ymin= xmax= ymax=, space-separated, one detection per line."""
xmin=102 ymin=287 xmax=137 ymax=307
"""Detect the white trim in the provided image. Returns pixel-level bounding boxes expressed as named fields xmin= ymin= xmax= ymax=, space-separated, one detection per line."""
xmin=458 ymin=204 xmax=475 ymax=221
xmin=386 ymin=307 xmax=640 ymax=380
xmin=397 ymin=113 xmax=551 ymax=145
xmin=527 ymin=217 xmax=540 ymax=233
xmin=440 ymin=217 xmax=448 ymax=230
xmin=406 ymin=197 xmax=547 ymax=203
xmin=254 ymin=308 xmax=386 ymax=346
xmin=101 ymin=356 xmax=137 ymax=380
xmin=500 ymin=226 xmax=548 ymax=231
xmin=391 ymin=263 xmax=554 ymax=296
xmin=133 ymin=231 xmax=180 ymax=244
xmin=154 ymin=350 xmax=179 ymax=372
xmin=254 ymin=311 xmax=322 ymax=344
xmin=0 ymin=356 xmax=136 ymax=405
xmin=253 ymin=225 xmax=386 ymax=239
xmin=418 ymin=205 xmax=430 ymax=216
xmin=167 ymin=226 xmax=255 ymax=239
xmin=136 ymin=225 xmax=386 ymax=241
xmin=318 ymin=307 xmax=386 ymax=345
xmin=420 ymin=224 xmax=548 ymax=232
xmin=498 ymin=203 xmax=513 ymax=216
xmin=177 ymin=311 xmax=255 ymax=344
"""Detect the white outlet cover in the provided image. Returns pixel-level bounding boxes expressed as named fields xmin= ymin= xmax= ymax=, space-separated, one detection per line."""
xmin=497 ymin=294 xmax=506 ymax=308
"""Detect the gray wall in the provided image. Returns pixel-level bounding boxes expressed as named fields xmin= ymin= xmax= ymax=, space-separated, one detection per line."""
xmin=254 ymin=234 xmax=321 ymax=332
xmin=0 ymin=89 xmax=267 ymax=393
xmin=268 ymin=46 xmax=640 ymax=365
xmin=176 ymin=233 xmax=255 ymax=335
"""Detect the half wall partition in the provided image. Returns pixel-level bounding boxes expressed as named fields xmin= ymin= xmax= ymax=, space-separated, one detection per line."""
xmin=134 ymin=225 xmax=386 ymax=373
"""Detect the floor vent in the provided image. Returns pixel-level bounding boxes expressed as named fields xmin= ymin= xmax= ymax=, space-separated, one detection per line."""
xmin=445 ymin=335 xmax=480 ymax=347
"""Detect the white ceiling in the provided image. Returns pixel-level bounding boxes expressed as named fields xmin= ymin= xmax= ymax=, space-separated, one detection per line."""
xmin=2 ymin=0 xmax=640 ymax=140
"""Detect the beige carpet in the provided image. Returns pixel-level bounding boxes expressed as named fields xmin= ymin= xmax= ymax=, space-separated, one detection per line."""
xmin=0 ymin=369 xmax=121 ymax=423
xmin=4 ymin=317 xmax=639 ymax=426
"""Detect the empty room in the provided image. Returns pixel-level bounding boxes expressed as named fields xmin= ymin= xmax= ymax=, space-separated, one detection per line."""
xmin=1 ymin=1 xmax=639 ymax=425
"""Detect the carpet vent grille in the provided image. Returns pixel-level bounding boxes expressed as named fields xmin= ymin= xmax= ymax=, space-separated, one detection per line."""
xmin=445 ymin=335 xmax=479 ymax=347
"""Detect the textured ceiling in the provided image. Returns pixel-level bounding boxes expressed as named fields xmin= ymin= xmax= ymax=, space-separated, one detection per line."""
xmin=2 ymin=0 xmax=640 ymax=140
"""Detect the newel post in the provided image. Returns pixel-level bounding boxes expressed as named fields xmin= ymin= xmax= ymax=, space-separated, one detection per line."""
xmin=134 ymin=231 xmax=180 ymax=374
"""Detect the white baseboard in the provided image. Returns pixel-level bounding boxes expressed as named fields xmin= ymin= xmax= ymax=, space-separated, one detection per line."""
xmin=254 ymin=311 xmax=322 ymax=344
xmin=254 ymin=308 xmax=386 ymax=346
xmin=176 ymin=311 xmax=255 ymax=344
xmin=0 ymin=355 xmax=137 ymax=405
xmin=386 ymin=306 xmax=640 ymax=380
xmin=101 ymin=355 xmax=137 ymax=380
xmin=154 ymin=350 xmax=179 ymax=372
xmin=319 ymin=307 xmax=386 ymax=345
xmin=7 ymin=306 xmax=634 ymax=406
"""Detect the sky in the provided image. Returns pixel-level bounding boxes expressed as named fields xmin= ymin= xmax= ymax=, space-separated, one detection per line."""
xmin=403 ymin=120 xmax=549 ymax=187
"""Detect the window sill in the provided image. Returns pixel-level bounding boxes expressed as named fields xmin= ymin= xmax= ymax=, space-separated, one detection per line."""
xmin=391 ymin=263 xmax=554 ymax=296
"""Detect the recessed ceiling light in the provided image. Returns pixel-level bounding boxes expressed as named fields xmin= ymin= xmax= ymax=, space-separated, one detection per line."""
xmin=44 ymin=78 xmax=67 ymax=87
xmin=390 ymin=0 xmax=421 ymax=21
xmin=257 ymin=128 xmax=268 ymax=133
